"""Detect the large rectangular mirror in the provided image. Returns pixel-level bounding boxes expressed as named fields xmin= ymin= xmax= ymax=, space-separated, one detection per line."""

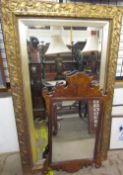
xmin=17 ymin=18 xmax=110 ymax=167
xmin=17 ymin=17 xmax=109 ymax=170
xmin=1 ymin=1 xmax=122 ymax=174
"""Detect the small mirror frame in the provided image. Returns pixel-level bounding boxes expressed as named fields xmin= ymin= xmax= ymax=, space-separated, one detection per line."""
xmin=43 ymin=72 xmax=109 ymax=172
xmin=1 ymin=1 xmax=122 ymax=174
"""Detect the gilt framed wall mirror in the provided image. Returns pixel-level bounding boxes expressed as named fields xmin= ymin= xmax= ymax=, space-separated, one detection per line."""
xmin=1 ymin=0 xmax=122 ymax=174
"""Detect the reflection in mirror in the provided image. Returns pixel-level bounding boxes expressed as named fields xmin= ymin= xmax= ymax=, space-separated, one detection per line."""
xmin=26 ymin=19 xmax=109 ymax=87
xmin=18 ymin=18 xmax=109 ymax=165
xmin=52 ymin=99 xmax=101 ymax=162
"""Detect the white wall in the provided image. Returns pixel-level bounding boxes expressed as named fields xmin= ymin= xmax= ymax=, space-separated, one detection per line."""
xmin=112 ymin=88 xmax=123 ymax=116
xmin=0 ymin=96 xmax=19 ymax=154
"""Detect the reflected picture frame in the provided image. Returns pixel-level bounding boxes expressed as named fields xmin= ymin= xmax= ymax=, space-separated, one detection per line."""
xmin=110 ymin=117 xmax=123 ymax=149
xmin=1 ymin=0 xmax=122 ymax=174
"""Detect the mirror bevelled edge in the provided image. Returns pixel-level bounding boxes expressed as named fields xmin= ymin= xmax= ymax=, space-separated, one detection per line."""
xmin=1 ymin=0 xmax=122 ymax=173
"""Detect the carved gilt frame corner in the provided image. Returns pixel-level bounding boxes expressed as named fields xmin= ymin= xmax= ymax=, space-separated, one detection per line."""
xmin=1 ymin=0 xmax=122 ymax=173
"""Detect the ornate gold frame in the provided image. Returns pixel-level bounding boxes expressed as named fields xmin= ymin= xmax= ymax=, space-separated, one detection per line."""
xmin=1 ymin=0 xmax=122 ymax=174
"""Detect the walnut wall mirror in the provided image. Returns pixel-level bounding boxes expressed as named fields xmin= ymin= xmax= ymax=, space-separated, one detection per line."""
xmin=42 ymin=72 xmax=109 ymax=172
xmin=1 ymin=1 xmax=122 ymax=174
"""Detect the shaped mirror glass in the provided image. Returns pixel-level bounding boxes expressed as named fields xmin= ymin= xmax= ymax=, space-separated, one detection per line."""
xmin=52 ymin=99 xmax=101 ymax=162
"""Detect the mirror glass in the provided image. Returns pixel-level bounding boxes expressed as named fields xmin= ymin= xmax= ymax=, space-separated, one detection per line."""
xmin=17 ymin=18 xmax=109 ymax=165
xmin=52 ymin=99 xmax=101 ymax=162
